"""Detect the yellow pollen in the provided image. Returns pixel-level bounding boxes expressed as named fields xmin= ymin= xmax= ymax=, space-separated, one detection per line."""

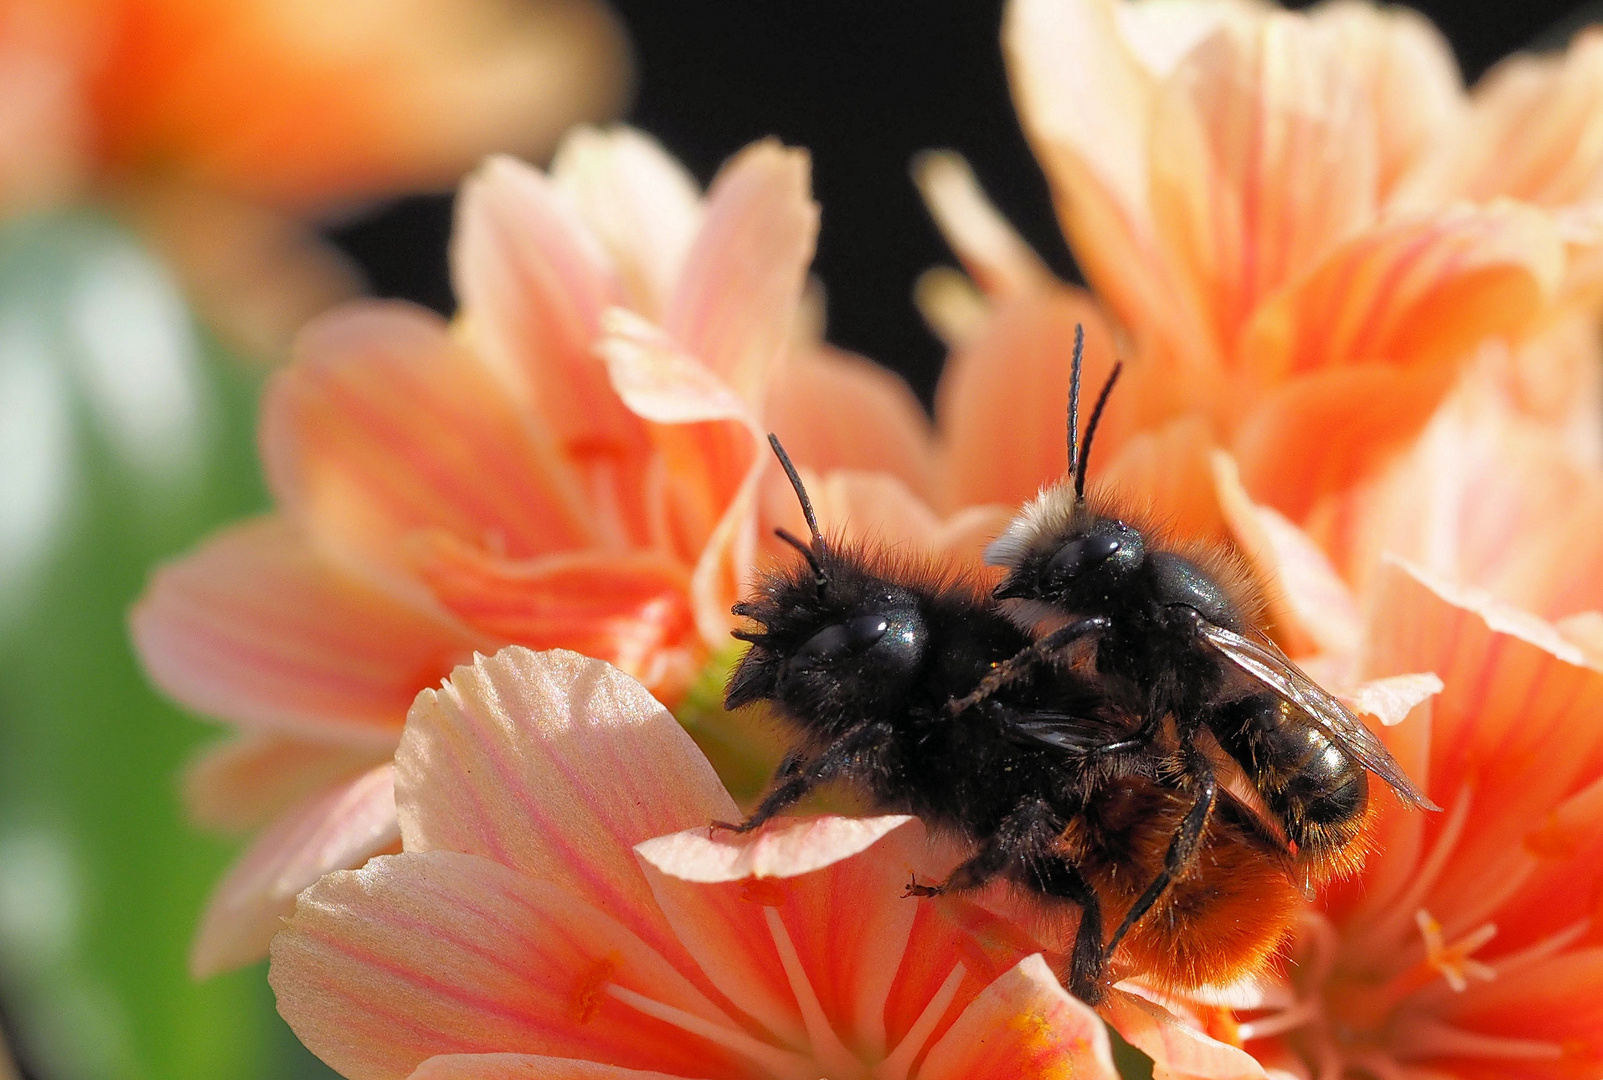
xmin=571 ymin=956 xmax=618 ymax=1023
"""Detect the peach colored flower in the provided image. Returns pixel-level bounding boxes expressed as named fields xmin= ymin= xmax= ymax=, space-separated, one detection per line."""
xmin=1300 ymin=357 xmax=1603 ymax=629
xmin=1112 ymin=473 xmax=1603 ymax=1080
xmin=0 ymin=0 xmax=629 ymax=355
xmin=269 ymin=647 xmax=1127 ymax=1080
xmin=130 ymin=127 xmax=825 ymax=976
xmin=911 ymin=0 xmax=1572 ymax=529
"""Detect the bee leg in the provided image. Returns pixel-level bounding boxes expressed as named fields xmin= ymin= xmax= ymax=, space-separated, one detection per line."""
xmin=1101 ymin=760 xmax=1218 ymax=961
xmin=710 ymin=721 xmax=892 ymax=835
xmin=945 ymin=616 xmax=1111 ymax=716
xmin=910 ymin=799 xmax=1061 ymax=897
xmin=1030 ymin=856 xmax=1105 ymax=1005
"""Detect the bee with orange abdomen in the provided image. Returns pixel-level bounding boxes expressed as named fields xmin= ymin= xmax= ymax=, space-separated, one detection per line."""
xmin=718 ymin=433 xmax=1304 ymax=1001
xmin=985 ymin=327 xmax=1437 ymax=949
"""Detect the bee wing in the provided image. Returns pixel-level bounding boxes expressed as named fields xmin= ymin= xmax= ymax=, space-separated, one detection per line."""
xmin=1003 ymin=711 xmax=1129 ymax=756
xmin=1196 ymin=623 xmax=1439 ymax=811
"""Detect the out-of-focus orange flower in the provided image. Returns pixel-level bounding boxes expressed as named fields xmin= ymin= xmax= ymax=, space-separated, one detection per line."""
xmin=1112 ymin=473 xmax=1603 ymax=1080
xmin=911 ymin=0 xmax=1579 ymax=530
xmin=0 ymin=0 xmax=630 ymax=355
xmin=130 ymin=127 xmax=825 ymax=976
xmin=270 ymin=647 xmax=1126 ymax=1080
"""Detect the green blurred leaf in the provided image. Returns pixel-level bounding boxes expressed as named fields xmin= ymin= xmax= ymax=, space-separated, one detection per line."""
xmin=0 ymin=211 xmax=333 ymax=1079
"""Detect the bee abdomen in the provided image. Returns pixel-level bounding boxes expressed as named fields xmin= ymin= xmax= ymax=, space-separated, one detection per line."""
xmin=1215 ymin=694 xmax=1371 ymax=877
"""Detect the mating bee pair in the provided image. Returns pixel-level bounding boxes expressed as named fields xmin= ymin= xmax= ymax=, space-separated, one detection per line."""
xmin=718 ymin=328 xmax=1434 ymax=1002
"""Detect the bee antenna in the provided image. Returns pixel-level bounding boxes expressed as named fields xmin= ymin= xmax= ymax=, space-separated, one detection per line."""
xmin=774 ymin=528 xmax=828 ymax=589
xmin=1075 ymin=359 xmax=1123 ymax=499
xmin=767 ymin=433 xmax=829 ymax=591
xmin=1065 ymin=323 xmax=1085 ymax=484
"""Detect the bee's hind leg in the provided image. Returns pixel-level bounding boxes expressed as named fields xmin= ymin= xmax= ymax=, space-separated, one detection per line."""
xmin=1101 ymin=755 xmax=1217 ymax=963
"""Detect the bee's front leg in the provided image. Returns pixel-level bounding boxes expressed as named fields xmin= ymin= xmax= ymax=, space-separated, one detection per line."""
xmin=710 ymin=723 xmax=890 ymax=836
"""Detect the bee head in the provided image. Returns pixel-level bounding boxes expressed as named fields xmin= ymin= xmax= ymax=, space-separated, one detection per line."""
xmin=989 ymin=502 xmax=1146 ymax=610
xmin=724 ymin=435 xmax=931 ymax=728
xmin=725 ymin=555 xmax=930 ymax=725
xmin=987 ymin=321 xmax=1141 ymax=610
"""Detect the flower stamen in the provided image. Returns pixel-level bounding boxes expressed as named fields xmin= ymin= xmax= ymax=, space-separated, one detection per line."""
xmin=1392 ymin=1018 xmax=1564 ymax=1063
xmin=764 ymin=907 xmax=868 ymax=1078
xmin=1348 ymin=786 xmax=1473 ymax=957
xmin=1415 ymin=910 xmax=1496 ymax=993
xmin=874 ymin=963 xmax=967 ymax=1080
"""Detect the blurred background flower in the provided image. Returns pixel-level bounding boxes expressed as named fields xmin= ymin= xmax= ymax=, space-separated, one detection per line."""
xmin=0 ymin=0 xmax=631 ymax=1076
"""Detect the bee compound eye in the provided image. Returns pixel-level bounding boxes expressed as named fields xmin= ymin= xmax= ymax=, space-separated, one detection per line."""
xmin=1047 ymin=534 xmax=1121 ymax=582
xmin=789 ymin=614 xmax=891 ymax=671
xmin=845 ymin=614 xmax=890 ymax=648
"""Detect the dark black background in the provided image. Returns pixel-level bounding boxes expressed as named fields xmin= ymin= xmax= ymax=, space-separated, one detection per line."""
xmin=328 ymin=0 xmax=1598 ymax=406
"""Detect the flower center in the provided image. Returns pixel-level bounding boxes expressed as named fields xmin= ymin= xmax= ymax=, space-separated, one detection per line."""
xmin=593 ymin=896 xmax=968 ymax=1080
xmin=1231 ymin=785 xmax=1580 ymax=1078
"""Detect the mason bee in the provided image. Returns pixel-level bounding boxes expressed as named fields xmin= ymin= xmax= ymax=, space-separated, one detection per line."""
xmin=984 ymin=328 xmax=1438 ymax=954
xmin=720 ymin=433 xmax=1302 ymax=1001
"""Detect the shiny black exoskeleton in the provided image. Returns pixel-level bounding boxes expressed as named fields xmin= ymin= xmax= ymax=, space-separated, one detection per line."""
xmin=722 ymin=436 xmax=1154 ymax=1003
xmin=984 ymin=331 xmax=1434 ymax=946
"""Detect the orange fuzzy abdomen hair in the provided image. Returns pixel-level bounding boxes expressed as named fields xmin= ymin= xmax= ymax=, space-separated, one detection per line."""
xmin=1060 ymin=777 xmax=1302 ymax=992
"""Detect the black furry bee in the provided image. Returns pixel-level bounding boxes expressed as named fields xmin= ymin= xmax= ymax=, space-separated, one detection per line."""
xmin=720 ymin=434 xmax=1302 ymax=1001
xmin=982 ymin=327 xmax=1438 ymax=955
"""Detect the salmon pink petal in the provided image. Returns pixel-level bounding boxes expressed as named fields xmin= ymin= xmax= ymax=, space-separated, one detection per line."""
xmin=1430 ymin=948 xmax=1603 ymax=1064
xmin=1098 ymin=417 xmax=1227 ymax=543
xmin=933 ymin=288 xmax=1124 ymax=512
xmin=1455 ymin=28 xmax=1603 ymax=207
xmin=1235 ymin=365 xmax=1465 ymax=522
xmin=451 ymin=153 xmax=617 ymax=408
xmin=1237 ymin=202 xmax=1564 ymax=385
xmin=1359 ymin=559 xmax=1603 ymax=939
xmin=270 ymin=851 xmax=743 ymax=1080
xmin=599 ymin=309 xmax=763 ymax=644
xmin=411 ymin=1055 xmax=697 ymax=1080
xmin=1004 ymin=0 xmax=1184 ymax=352
xmin=130 ymin=516 xmax=478 ymax=746
xmin=262 ymin=302 xmax=595 ymax=566
xmin=663 ymin=140 xmax=819 ymax=401
xmin=92 ymin=0 xmax=630 ymax=208
xmin=763 ymin=346 xmax=933 ymax=498
xmin=761 ymin=469 xmax=942 ymax=560
xmin=635 ymin=816 xmax=927 ymax=1059
xmin=1147 ymin=11 xmax=1380 ymax=359
xmin=1347 ymin=673 xmax=1445 ymax=731
xmin=397 ymin=648 xmax=738 ymax=979
xmin=1490 ymin=769 xmax=1603 ymax=954
xmin=635 ymin=815 xmax=915 ymax=883
xmin=881 ymin=891 xmax=1047 ymax=1063
xmin=184 ymin=732 xmax=387 ymax=833
xmin=1101 ymin=989 xmax=1267 ymax=1080
xmin=918 ymin=954 xmax=1118 ymax=1080
xmin=1319 ymin=369 xmax=1603 ymax=622
xmin=410 ymin=538 xmax=699 ymax=701
xmin=191 ymin=763 xmax=398 ymax=978
xmin=913 ymin=150 xmax=1051 ymax=298
xmin=1307 ymin=1 xmax=1464 ymax=203
xmin=550 ymin=126 xmax=704 ymax=320
xmin=1212 ymin=452 xmax=1361 ymax=658
xmin=932 ymin=505 xmax=1019 ymax=569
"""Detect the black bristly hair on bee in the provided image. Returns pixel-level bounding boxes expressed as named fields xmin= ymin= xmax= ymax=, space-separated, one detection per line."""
xmin=718 ymin=435 xmax=1303 ymax=1002
xmin=984 ymin=323 xmax=1439 ymax=958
